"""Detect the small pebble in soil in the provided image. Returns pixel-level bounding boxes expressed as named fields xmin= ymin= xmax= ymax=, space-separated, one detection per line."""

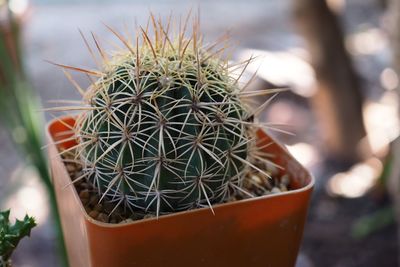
xmin=88 ymin=210 xmax=99 ymax=219
xmin=97 ymin=213 xmax=108 ymax=223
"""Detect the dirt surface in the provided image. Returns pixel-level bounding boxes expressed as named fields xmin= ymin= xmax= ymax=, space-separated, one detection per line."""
xmin=61 ymin=143 xmax=291 ymax=224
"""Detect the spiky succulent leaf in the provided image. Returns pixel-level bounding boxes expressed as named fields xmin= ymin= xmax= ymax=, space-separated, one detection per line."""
xmin=0 ymin=210 xmax=36 ymax=266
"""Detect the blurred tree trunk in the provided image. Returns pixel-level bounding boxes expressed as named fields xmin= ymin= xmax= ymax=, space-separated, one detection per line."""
xmin=292 ymin=0 xmax=368 ymax=164
xmin=387 ymin=0 xmax=400 ymax=265
xmin=388 ymin=1 xmax=400 ymax=82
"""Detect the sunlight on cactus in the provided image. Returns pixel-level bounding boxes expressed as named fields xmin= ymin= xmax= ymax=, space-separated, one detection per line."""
xmin=52 ymin=14 xmax=282 ymax=217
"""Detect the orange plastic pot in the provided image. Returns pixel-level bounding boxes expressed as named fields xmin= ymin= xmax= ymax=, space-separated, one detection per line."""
xmin=47 ymin=116 xmax=314 ymax=267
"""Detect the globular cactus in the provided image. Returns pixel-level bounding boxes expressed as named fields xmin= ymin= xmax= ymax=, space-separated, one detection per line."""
xmin=62 ymin=16 xmax=272 ymax=217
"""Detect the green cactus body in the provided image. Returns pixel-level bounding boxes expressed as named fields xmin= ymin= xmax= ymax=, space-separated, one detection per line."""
xmin=75 ymin=23 xmax=253 ymax=216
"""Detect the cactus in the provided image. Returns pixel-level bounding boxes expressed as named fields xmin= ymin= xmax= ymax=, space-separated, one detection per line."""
xmin=56 ymin=16 xmax=275 ymax=217
xmin=0 ymin=210 xmax=36 ymax=267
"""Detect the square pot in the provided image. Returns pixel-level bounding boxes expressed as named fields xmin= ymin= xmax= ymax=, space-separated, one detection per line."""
xmin=47 ymin=116 xmax=314 ymax=267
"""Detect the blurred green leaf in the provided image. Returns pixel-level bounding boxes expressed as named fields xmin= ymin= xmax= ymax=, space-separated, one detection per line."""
xmin=351 ymin=206 xmax=394 ymax=239
xmin=0 ymin=2 xmax=68 ymax=266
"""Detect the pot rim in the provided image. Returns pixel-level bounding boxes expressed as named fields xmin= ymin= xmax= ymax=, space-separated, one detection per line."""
xmin=47 ymin=115 xmax=315 ymax=229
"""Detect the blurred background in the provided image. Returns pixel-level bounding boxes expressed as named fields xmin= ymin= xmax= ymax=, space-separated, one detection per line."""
xmin=1 ymin=0 xmax=399 ymax=266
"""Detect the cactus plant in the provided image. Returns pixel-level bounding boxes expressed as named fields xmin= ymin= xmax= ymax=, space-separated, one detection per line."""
xmin=55 ymin=15 xmax=276 ymax=217
xmin=0 ymin=210 xmax=36 ymax=267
